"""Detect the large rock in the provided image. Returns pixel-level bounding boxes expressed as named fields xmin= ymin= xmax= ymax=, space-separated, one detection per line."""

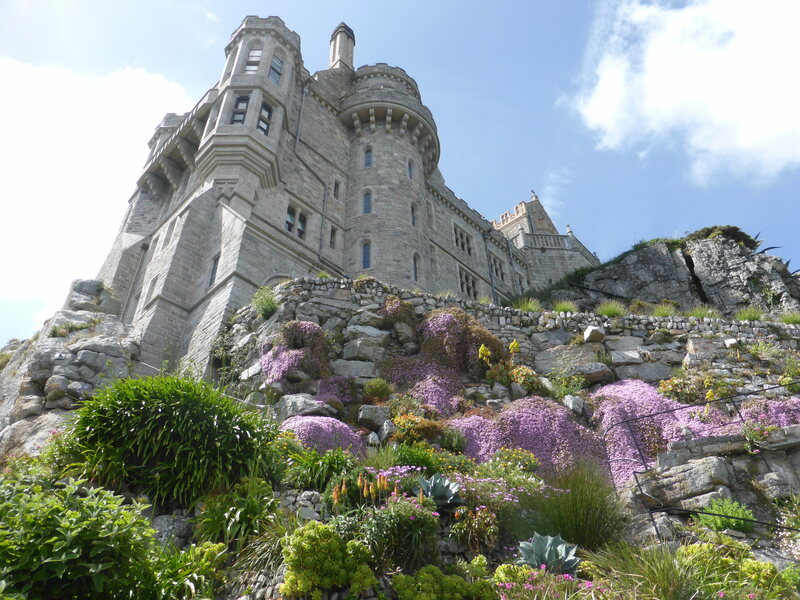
xmin=358 ymin=405 xmax=390 ymax=430
xmin=330 ymin=359 xmax=378 ymax=380
xmin=342 ymin=325 xmax=390 ymax=344
xmin=343 ymin=338 xmax=388 ymax=362
xmin=614 ymin=362 xmax=673 ymax=383
xmin=533 ymin=343 xmax=604 ymax=374
xmin=347 ymin=311 xmax=385 ymax=328
xmin=638 ymin=456 xmax=735 ymax=508
xmin=151 ymin=513 xmax=193 ymax=548
xmin=64 ymin=279 xmax=121 ymax=315
xmin=0 ymin=410 xmax=69 ymax=456
xmin=274 ymin=393 xmax=337 ymax=422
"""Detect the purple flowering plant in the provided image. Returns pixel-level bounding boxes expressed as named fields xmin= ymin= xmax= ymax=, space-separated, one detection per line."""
xmin=280 ymin=416 xmax=364 ymax=455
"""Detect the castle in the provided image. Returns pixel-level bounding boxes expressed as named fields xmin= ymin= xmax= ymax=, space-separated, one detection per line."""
xmin=97 ymin=16 xmax=598 ymax=369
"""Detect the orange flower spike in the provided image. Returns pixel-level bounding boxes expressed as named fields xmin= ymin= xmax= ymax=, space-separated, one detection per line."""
xmin=419 ymin=488 xmax=424 ymax=504
xmin=393 ymin=484 xmax=400 ymax=497
xmin=358 ymin=473 xmax=364 ymax=488
xmin=370 ymin=482 xmax=377 ymax=498
xmin=341 ymin=481 xmax=347 ymax=496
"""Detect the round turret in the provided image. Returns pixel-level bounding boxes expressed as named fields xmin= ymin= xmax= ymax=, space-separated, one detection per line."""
xmin=342 ymin=64 xmax=438 ymax=288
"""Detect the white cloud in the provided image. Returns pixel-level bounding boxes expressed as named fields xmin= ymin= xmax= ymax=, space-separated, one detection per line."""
xmin=0 ymin=58 xmax=192 ymax=337
xmin=537 ymin=168 xmax=572 ymax=221
xmin=575 ymin=0 xmax=800 ymax=184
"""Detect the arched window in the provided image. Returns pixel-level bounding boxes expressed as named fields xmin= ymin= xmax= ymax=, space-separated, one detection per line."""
xmin=411 ymin=204 xmax=417 ymax=226
xmin=364 ymin=147 xmax=373 ymax=168
xmin=413 ymin=254 xmax=420 ymax=281
xmin=362 ymin=242 xmax=371 ymax=269
xmin=408 ymin=160 xmax=413 ymax=180
xmin=363 ymin=191 xmax=372 ymax=214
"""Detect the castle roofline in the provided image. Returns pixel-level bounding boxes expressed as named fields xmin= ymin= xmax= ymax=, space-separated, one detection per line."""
xmin=331 ymin=22 xmax=355 ymax=42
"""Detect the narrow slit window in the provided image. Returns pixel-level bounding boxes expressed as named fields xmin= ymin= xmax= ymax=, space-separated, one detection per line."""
xmin=209 ymin=255 xmax=220 ymax=287
xmin=257 ymin=102 xmax=272 ymax=135
xmin=244 ymin=48 xmax=262 ymax=74
xmin=408 ymin=160 xmax=413 ymax=180
xmin=362 ymin=242 xmax=371 ymax=269
xmin=411 ymin=204 xmax=417 ymax=226
xmin=413 ymin=255 xmax=419 ymax=281
xmin=297 ymin=213 xmax=307 ymax=239
xmin=230 ymin=95 xmax=249 ymax=124
xmin=364 ymin=147 xmax=373 ymax=168
xmin=333 ymin=181 xmax=340 ymax=199
xmin=363 ymin=191 xmax=372 ymax=214
xmin=285 ymin=207 xmax=296 ymax=232
xmin=330 ymin=227 xmax=337 ymax=248
xmin=269 ymin=55 xmax=283 ymax=85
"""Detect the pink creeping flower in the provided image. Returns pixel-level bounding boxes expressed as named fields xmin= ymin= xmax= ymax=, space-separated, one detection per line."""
xmin=718 ymin=593 xmax=725 ymax=598
xmin=562 ymin=574 xmax=573 ymax=581
xmin=409 ymin=515 xmax=416 ymax=520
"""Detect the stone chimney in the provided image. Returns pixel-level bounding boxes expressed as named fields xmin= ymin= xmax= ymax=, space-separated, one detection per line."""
xmin=329 ymin=22 xmax=355 ymax=70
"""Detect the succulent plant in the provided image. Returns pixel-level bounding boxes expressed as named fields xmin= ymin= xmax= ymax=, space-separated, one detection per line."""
xmin=516 ymin=533 xmax=580 ymax=575
xmin=415 ymin=474 xmax=462 ymax=509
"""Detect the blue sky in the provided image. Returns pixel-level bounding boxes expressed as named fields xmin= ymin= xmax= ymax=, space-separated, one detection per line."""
xmin=1 ymin=0 xmax=798 ymax=344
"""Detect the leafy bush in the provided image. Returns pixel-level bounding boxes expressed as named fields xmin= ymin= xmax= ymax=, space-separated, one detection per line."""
xmin=451 ymin=505 xmax=499 ymax=554
xmin=441 ymin=427 xmax=467 ymax=453
xmin=153 ymin=541 xmax=227 ymax=600
xmin=363 ymin=377 xmax=393 ymax=400
xmin=251 ymin=286 xmax=279 ymax=319
xmin=526 ymin=461 xmax=624 ymax=550
xmin=780 ymin=312 xmax=800 ymax=325
xmin=516 ymin=533 xmax=580 ymax=575
xmin=62 ymin=375 xmax=280 ymax=506
xmin=194 ymin=477 xmax=278 ymax=551
xmin=595 ymin=300 xmax=626 ymax=317
xmin=392 ymin=413 xmax=444 ymax=444
xmin=552 ymin=300 xmax=578 ymax=313
xmin=394 ymin=441 xmax=474 ymax=476
xmin=693 ymin=497 xmax=755 ymax=533
xmin=362 ymin=494 xmax=440 ymax=572
xmin=280 ymin=521 xmax=377 ymax=600
xmin=512 ymin=297 xmax=542 ymax=312
xmin=547 ymin=369 xmax=588 ymax=400
xmin=285 ymin=446 xmax=356 ymax=491
xmin=685 ymin=304 xmax=722 ymax=319
xmin=48 ymin=319 xmax=98 ymax=338
xmin=780 ymin=358 xmax=800 ymax=394
xmin=657 ymin=370 xmax=736 ymax=404
xmin=735 ymin=305 xmax=764 ymax=321
xmin=381 ymin=295 xmax=417 ymax=327
xmin=393 ymin=565 xmax=497 ymax=600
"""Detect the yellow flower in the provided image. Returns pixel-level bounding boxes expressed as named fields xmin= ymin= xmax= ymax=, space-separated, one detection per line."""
xmin=509 ymin=339 xmax=520 ymax=354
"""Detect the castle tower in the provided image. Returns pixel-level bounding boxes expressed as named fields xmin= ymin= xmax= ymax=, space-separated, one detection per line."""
xmin=329 ymin=23 xmax=355 ymax=70
xmin=340 ymin=65 xmax=440 ymax=290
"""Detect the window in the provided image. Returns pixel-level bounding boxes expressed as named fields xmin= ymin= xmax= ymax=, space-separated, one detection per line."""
xmin=413 ymin=254 xmax=420 ymax=281
xmin=163 ymin=219 xmax=176 ymax=246
xmin=297 ymin=213 xmax=307 ymax=239
xmin=459 ymin=267 xmax=478 ymax=300
xmin=145 ymin=277 xmax=158 ymax=303
xmin=363 ymin=191 xmax=372 ymax=214
xmin=257 ymin=102 xmax=272 ymax=135
xmin=411 ymin=204 xmax=417 ymax=226
xmin=269 ymin=55 xmax=283 ymax=85
xmin=364 ymin=147 xmax=373 ymax=167
xmin=362 ymin=242 xmax=371 ymax=269
xmin=454 ymin=225 xmax=473 ymax=256
xmin=285 ymin=206 xmax=296 ymax=232
xmin=408 ymin=160 xmax=413 ymax=180
xmin=209 ymin=255 xmax=220 ymax=287
xmin=430 ymin=244 xmax=437 ymax=276
xmin=330 ymin=227 xmax=337 ymax=248
xmin=333 ymin=180 xmax=340 ymax=199
xmin=490 ymin=254 xmax=506 ymax=282
xmin=244 ymin=48 xmax=262 ymax=74
xmin=230 ymin=95 xmax=249 ymax=124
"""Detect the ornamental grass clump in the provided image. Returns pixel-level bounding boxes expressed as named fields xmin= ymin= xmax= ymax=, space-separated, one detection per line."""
xmin=735 ymin=305 xmax=764 ymax=321
xmin=280 ymin=416 xmax=364 ymax=455
xmin=685 ymin=304 xmax=722 ymax=319
xmin=595 ymin=300 xmax=627 ymax=317
xmin=62 ymin=375 xmax=280 ymax=506
xmin=251 ymin=286 xmax=279 ymax=319
xmin=552 ymin=300 xmax=578 ymax=313
xmin=512 ymin=297 xmax=542 ymax=313
xmin=781 ymin=312 xmax=800 ymax=325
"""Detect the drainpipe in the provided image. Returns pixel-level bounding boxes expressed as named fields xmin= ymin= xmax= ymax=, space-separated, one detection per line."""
xmin=119 ymin=239 xmax=151 ymax=322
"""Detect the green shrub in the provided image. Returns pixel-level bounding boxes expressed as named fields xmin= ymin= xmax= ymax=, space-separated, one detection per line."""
xmin=512 ymin=297 xmax=542 ymax=312
xmin=381 ymin=295 xmax=418 ymax=327
xmin=363 ymin=377 xmax=393 ymax=400
xmin=780 ymin=358 xmax=800 ymax=394
xmin=735 ymin=305 xmax=764 ymax=321
xmin=547 ymin=370 xmax=587 ymax=400
xmin=684 ymin=225 xmax=759 ymax=250
xmin=387 ymin=394 xmax=423 ymax=418
xmin=194 ymin=477 xmax=278 ymax=551
xmin=48 ymin=319 xmax=98 ymax=338
xmin=153 ymin=541 xmax=227 ymax=600
xmin=362 ymin=495 xmax=440 ymax=572
xmin=251 ymin=286 xmax=279 ymax=319
xmin=685 ymin=304 xmax=722 ymax=319
xmin=526 ymin=461 xmax=623 ymax=550
xmin=285 ymin=446 xmax=355 ymax=492
xmin=693 ymin=497 xmax=755 ymax=533
xmin=595 ymin=300 xmax=627 ymax=317
xmin=392 ymin=413 xmax=444 ymax=444
xmin=451 ymin=505 xmax=499 ymax=554
xmin=280 ymin=521 xmax=377 ymax=600
xmin=63 ymin=375 xmax=280 ymax=506
xmin=393 ymin=565 xmax=496 ymax=600
xmin=781 ymin=312 xmax=800 ymax=325
xmin=552 ymin=300 xmax=578 ymax=313
xmin=0 ymin=352 xmax=11 ymax=371
xmin=316 ymin=270 xmax=332 ymax=279
xmin=657 ymin=370 xmax=736 ymax=404
xmin=477 ymin=294 xmax=493 ymax=305
xmin=441 ymin=427 xmax=467 ymax=453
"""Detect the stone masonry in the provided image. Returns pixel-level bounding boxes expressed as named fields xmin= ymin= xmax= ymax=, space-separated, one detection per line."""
xmin=96 ymin=15 xmax=598 ymax=371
